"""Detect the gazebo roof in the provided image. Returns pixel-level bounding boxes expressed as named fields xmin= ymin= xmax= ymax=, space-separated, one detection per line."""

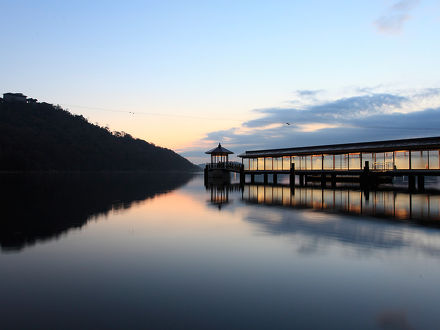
xmin=205 ymin=143 xmax=234 ymax=155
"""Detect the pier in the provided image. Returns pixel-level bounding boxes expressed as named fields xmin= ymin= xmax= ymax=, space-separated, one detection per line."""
xmin=238 ymin=136 xmax=440 ymax=190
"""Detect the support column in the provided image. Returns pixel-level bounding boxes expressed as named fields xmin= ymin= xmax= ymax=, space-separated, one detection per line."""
xmin=290 ymin=163 xmax=295 ymax=186
xmin=417 ymin=175 xmax=425 ymax=191
xmin=408 ymin=175 xmax=415 ymax=191
xmin=299 ymin=174 xmax=304 ymax=186
xmin=364 ymin=188 xmax=370 ymax=201
xmin=239 ymin=166 xmax=245 ymax=185
xmin=360 ymin=161 xmax=370 ymax=187
xmin=251 ymin=174 xmax=255 ymax=183
xmin=264 ymin=173 xmax=268 ymax=184
xmin=331 ymin=174 xmax=336 ymax=188
xmin=321 ymin=173 xmax=326 ymax=187
xmin=273 ymin=174 xmax=278 ymax=184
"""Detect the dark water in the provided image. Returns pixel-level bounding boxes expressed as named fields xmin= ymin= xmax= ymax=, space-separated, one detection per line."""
xmin=1 ymin=173 xmax=440 ymax=330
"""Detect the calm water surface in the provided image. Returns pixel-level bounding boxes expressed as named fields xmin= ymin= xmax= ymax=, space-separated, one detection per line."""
xmin=1 ymin=173 xmax=440 ymax=330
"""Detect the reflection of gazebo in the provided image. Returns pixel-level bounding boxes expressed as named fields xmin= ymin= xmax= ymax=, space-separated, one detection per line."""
xmin=205 ymin=143 xmax=234 ymax=165
xmin=206 ymin=183 xmax=243 ymax=210
xmin=209 ymin=185 xmax=230 ymax=210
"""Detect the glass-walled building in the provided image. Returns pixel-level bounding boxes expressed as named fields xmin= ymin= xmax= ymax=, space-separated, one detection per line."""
xmin=239 ymin=136 xmax=440 ymax=172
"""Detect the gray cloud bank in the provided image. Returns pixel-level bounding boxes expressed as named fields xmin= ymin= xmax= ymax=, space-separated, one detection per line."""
xmin=181 ymin=87 xmax=440 ymax=160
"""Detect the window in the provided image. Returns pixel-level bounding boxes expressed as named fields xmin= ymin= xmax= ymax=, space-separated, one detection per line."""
xmin=323 ymin=155 xmax=334 ymax=170
xmin=362 ymin=153 xmax=373 ymax=169
xmin=374 ymin=153 xmax=385 ymax=170
xmin=292 ymin=156 xmax=300 ymax=170
xmin=283 ymin=157 xmax=291 ymax=170
xmin=304 ymin=156 xmax=311 ymax=170
xmin=349 ymin=153 xmax=361 ymax=170
xmin=265 ymin=157 xmax=273 ymax=170
xmin=411 ymin=151 xmax=429 ymax=169
xmin=311 ymin=155 xmax=322 ymax=170
xmin=335 ymin=154 xmax=345 ymax=170
xmin=257 ymin=158 xmax=264 ymax=170
xmin=385 ymin=152 xmax=393 ymax=170
xmin=342 ymin=154 xmax=349 ymax=170
xmin=243 ymin=159 xmax=249 ymax=170
xmin=394 ymin=151 xmax=409 ymax=170
xmin=250 ymin=158 xmax=258 ymax=170
xmin=429 ymin=150 xmax=439 ymax=169
xmin=273 ymin=157 xmax=282 ymax=170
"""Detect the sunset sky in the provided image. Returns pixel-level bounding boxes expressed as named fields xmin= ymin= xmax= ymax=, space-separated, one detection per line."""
xmin=1 ymin=0 xmax=440 ymax=163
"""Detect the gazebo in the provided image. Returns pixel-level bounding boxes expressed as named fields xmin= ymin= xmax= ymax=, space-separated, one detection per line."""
xmin=205 ymin=143 xmax=234 ymax=166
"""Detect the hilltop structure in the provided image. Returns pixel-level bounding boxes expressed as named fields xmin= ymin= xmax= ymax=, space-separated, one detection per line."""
xmin=3 ymin=93 xmax=27 ymax=103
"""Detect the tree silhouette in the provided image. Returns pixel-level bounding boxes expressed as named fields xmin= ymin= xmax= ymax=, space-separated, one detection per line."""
xmin=0 ymin=100 xmax=199 ymax=171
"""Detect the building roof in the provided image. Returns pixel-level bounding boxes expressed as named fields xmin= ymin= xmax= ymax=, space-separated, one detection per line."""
xmin=239 ymin=136 xmax=440 ymax=158
xmin=205 ymin=143 xmax=234 ymax=155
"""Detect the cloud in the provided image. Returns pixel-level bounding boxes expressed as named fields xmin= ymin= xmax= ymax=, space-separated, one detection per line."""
xmin=294 ymin=89 xmax=323 ymax=97
xmin=374 ymin=0 xmax=420 ymax=34
xmin=244 ymin=93 xmax=408 ymax=129
xmin=180 ymin=87 xmax=440 ymax=162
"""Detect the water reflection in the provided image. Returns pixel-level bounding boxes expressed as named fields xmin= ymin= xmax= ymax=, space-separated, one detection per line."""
xmin=207 ymin=182 xmax=440 ymax=256
xmin=208 ymin=183 xmax=440 ymax=224
xmin=0 ymin=172 xmax=194 ymax=252
xmin=2 ymin=175 xmax=440 ymax=329
xmin=205 ymin=182 xmax=242 ymax=210
xmin=242 ymin=184 xmax=440 ymax=224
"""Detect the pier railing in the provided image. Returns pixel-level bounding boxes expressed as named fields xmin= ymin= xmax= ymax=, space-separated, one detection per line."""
xmin=206 ymin=161 xmax=243 ymax=172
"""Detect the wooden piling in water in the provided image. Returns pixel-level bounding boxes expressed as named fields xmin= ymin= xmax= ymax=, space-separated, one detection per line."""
xmin=417 ymin=175 xmax=424 ymax=191
xmin=299 ymin=174 xmax=304 ymax=186
xmin=408 ymin=175 xmax=415 ymax=190
xmin=290 ymin=163 xmax=295 ymax=186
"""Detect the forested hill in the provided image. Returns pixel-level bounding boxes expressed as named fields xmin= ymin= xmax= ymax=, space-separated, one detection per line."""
xmin=0 ymin=99 xmax=199 ymax=171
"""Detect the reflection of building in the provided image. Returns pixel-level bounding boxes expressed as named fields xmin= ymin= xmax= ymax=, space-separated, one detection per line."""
xmin=242 ymin=184 xmax=440 ymax=223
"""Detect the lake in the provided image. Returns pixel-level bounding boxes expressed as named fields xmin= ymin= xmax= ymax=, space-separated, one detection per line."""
xmin=1 ymin=173 xmax=440 ymax=330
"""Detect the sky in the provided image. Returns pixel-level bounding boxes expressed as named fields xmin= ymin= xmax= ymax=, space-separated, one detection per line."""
xmin=1 ymin=0 xmax=440 ymax=163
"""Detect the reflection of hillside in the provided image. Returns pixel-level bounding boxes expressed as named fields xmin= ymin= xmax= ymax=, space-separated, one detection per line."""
xmin=0 ymin=172 xmax=194 ymax=252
